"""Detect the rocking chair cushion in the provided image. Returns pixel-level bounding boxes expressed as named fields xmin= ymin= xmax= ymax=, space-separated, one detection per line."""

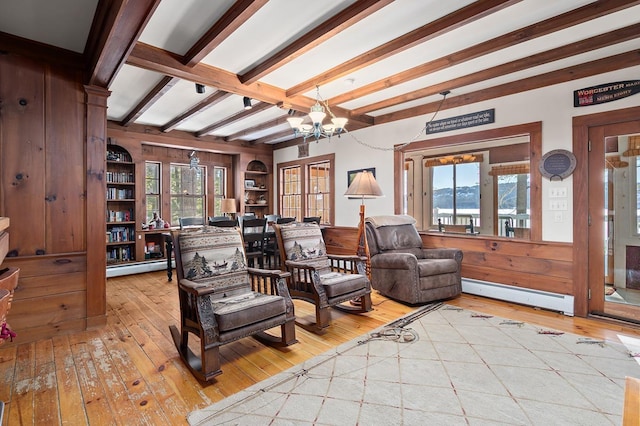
xmin=278 ymin=222 xmax=327 ymax=262
xmin=177 ymin=227 xmax=248 ymax=289
xmin=212 ymin=292 xmax=286 ymax=331
xmin=320 ymin=272 xmax=368 ymax=298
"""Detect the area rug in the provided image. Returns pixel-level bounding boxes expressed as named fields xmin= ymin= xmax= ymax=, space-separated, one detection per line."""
xmin=188 ymin=303 xmax=640 ymax=425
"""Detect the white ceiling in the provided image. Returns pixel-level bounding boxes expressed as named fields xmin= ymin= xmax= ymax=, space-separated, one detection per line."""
xmin=0 ymin=0 xmax=638 ymax=146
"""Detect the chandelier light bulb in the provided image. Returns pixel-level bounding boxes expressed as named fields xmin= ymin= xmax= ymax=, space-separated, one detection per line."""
xmin=287 ymin=86 xmax=347 ymax=143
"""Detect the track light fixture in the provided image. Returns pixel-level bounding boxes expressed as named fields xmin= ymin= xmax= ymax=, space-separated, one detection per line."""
xmin=195 ymin=83 xmax=205 ymax=94
xmin=243 ymin=96 xmax=252 ymax=110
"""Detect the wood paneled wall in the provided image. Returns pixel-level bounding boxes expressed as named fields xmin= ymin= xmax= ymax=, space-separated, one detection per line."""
xmin=324 ymin=226 xmax=574 ymax=299
xmin=422 ymin=232 xmax=573 ymax=295
xmin=0 ymin=52 xmax=101 ymax=343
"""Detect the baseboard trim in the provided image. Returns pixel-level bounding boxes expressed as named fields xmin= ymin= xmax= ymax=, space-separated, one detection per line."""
xmin=462 ymin=278 xmax=574 ymax=316
xmin=107 ymin=260 xmax=173 ymax=278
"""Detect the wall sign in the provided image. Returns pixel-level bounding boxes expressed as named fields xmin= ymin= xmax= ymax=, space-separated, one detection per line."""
xmin=539 ymin=149 xmax=576 ymax=181
xmin=574 ymin=80 xmax=640 ymax=107
xmin=426 ymin=109 xmax=494 ymax=134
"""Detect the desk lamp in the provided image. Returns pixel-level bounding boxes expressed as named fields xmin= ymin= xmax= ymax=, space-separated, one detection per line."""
xmin=221 ymin=198 xmax=237 ymax=219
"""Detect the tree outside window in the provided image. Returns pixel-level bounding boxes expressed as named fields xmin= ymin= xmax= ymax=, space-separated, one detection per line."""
xmin=145 ymin=161 xmax=160 ymax=223
xmin=212 ymin=166 xmax=226 ymax=216
xmin=496 ymin=173 xmax=530 ymax=236
xmin=170 ymin=164 xmax=206 ymax=225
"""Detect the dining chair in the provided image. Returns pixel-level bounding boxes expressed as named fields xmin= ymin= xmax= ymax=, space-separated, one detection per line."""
xmin=208 ymin=216 xmax=227 ymax=222
xmin=209 ymin=219 xmax=238 ymax=227
xmin=264 ymin=214 xmax=281 ymax=268
xmin=178 ymin=217 xmax=205 ymax=230
xmin=241 ymin=217 xmax=267 ymax=268
xmin=276 ymin=217 xmax=296 ymax=225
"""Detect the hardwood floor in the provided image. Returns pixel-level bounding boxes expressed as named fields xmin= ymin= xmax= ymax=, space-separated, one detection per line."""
xmin=1 ymin=271 xmax=640 ymax=425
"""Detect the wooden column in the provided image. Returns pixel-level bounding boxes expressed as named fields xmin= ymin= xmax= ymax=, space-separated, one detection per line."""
xmin=85 ymin=85 xmax=110 ymax=328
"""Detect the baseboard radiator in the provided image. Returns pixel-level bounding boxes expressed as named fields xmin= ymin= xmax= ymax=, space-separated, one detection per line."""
xmin=461 ymin=278 xmax=574 ymax=316
xmin=107 ymin=260 xmax=173 ymax=278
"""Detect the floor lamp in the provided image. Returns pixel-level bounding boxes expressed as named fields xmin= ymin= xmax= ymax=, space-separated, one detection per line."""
xmin=344 ymin=170 xmax=384 ymax=279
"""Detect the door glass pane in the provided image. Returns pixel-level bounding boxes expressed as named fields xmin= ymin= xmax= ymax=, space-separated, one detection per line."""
xmin=603 ymin=135 xmax=640 ymax=310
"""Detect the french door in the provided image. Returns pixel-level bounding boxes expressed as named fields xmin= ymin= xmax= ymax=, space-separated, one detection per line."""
xmin=588 ymin=120 xmax=640 ymax=322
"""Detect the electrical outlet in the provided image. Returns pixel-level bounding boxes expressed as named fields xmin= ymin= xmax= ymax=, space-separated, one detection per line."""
xmin=554 ymin=212 xmax=563 ymax=222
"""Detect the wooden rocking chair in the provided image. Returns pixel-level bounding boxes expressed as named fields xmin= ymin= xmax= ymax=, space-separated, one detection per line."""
xmin=273 ymin=222 xmax=372 ymax=333
xmin=169 ymin=226 xmax=297 ymax=382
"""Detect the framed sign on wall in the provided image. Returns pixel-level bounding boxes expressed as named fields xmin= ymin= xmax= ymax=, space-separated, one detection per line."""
xmin=539 ymin=149 xmax=577 ymax=180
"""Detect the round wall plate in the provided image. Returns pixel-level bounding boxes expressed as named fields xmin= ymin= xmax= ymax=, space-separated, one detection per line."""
xmin=539 ymin=149 xmax=576 ymax=180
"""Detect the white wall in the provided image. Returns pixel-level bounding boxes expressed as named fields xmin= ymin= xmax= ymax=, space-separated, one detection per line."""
xmin=274 ymin=65 xmax=640 ymax=242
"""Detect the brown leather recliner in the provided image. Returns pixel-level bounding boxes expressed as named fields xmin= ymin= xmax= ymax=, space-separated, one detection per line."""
xmin=365 ymin=215 xmax=462 ymax=305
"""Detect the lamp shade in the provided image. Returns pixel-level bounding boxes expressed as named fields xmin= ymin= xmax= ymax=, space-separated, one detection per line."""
xmin=221 ymin=198 xmax=237 ymax=213
xmin=344 ymin=170 xmax=384 ymax=198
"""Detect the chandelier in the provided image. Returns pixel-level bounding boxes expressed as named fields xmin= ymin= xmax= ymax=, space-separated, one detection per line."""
xmin=286 ymin=86 xmax=348 ymax=143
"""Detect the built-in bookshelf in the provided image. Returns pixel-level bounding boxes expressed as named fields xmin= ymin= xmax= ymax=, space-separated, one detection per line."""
xmin=243 ymin=160 xmax=270 ymax=217
xmin=106 ymin=145 xmax=136 ymax=265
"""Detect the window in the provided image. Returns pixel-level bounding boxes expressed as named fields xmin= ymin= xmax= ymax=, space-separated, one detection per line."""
xmin=403 ymin=160 xmax=414 ymax=216
xmin=278 ymin=154 xmax=335 ymax=224
xmin=212 ymin=166 xmax=227 ymax=216
xmin=427 ymin=156 xmax=481 ymax=228
xmin=145 ymin=161 xmax=161 ymax=223
xmin=401 ymin=125 xmax=540 ymax=238
xmin=307 ymin=162 xmax=331 ymax=221
xmin=170 ymin=163 xmax=206 ymax=225
xmin=490 ymin=164 xmax=530 ymax=238
xmin=280 ymin=166 xmax=301 ymax=220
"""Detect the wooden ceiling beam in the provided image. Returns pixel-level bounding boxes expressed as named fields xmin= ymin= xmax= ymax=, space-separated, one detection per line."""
xmin=374 ymin=49 xmax=640 ymax=125
xmin=108 ymin=121 xmax=273 ymax=155
xmin=353 ymin=23 xmax=640 ymax=115
xmin=285 ymin=0 xmax=520 ymax=98
xmin=85 ymin=0 xmax=161 ymax=87
xmin=239 ymin=0 xmax=393 ymax=84
xmin=225 ymin=114 xmax=294 ymax=142
xmin=330 ymin=0 xmax=640 ymax=108
xmin=251 ymin=128 xmax=297 ymax=145
xmin=120 ymin=76 xmax=179 ymax=126
xmin=183 ymin=0 xmax=268 ymax=67
xmin=161 ymin=90 xmax=233 ymax=132
xmin=195 ymin=101 xmax=273 ymax=137
xmin=127 ymin=42 xmax=374 ymax=127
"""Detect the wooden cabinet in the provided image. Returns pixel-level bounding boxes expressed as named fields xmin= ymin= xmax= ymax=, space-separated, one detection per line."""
xmin=244 ymin=160 xmax=270 ymax=217
xmin=106 ymin=146 xmax=136 ymax=264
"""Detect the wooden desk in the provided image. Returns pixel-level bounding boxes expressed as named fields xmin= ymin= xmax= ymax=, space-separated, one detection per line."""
xmin=624 ymin=376 xmax=640 ymax=425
